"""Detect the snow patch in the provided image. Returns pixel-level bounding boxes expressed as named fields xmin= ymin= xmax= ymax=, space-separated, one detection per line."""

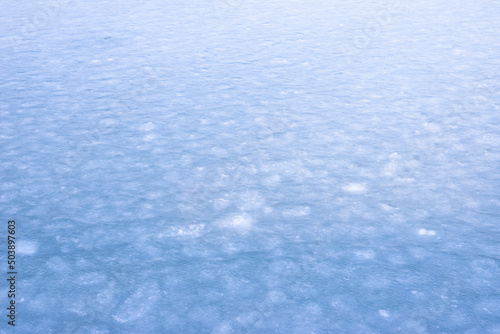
xmin=237 ymin=192 xmax=265 ymax=211
xmin=342 ymin=183 xmax=367 ymax=194
xmin=379 ymin=309 xmax=390 ymax=318
xmin=17 ymin=240 xmax=38 ymax=255
xmin=263 ymin=174 xmax=281 ymax=186
xmin=283 ymin=206 xmax=311 ymax=217
xmin=355 ymin=249 xmax=375 ymax=260
xmin=418 ymin=229 xmax=436 ymax=236
xmin=217 ymin=213 xmax=253 ymax=232
xmin=139 ymin=122 xmax=155 ymax=131
xmin=213 ymin=198 xmax=230 ymax=210
xmin=113 ymin=283 xmax=160 ymax=323
xmin=142 ymin=134 xmax=156 ymax=142
xmin=159 ymin=224 xmax=206 ymax=238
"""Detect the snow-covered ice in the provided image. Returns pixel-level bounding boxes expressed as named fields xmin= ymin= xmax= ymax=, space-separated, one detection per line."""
xmin=1 ymin=0 xmax=499 ymax=332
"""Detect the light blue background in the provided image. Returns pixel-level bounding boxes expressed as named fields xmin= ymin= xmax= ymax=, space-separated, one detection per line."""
xmin=1 ymin=0 xmax=499 ymax=332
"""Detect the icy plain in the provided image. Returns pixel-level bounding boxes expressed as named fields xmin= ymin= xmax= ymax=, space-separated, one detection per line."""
xmin=1 ymin=0 xmax=499 ymax=332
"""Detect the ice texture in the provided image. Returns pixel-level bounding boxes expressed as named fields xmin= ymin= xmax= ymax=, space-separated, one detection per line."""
xmin=1 ymin=0 xmax=499 ymax=332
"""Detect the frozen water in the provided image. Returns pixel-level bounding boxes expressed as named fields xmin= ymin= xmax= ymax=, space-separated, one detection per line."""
xmin=1 ymin=0 xmax=499 ymax=332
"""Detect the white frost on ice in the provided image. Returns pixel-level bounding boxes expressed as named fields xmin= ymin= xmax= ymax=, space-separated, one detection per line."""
xmin=380 ymin=204 xmax=398 ymax=211
xmin=213 ymin=198 xmax=230 ymax=210
xmin=17 ymin=240 xmax=38 ymax=255
xmin=142 ymin=134 xmax=156 ymax=142
xmin=139 ymin=122 xmax=155 ymax=131
xmin=1 ymin=0 xmax=498 ymax=331
xmin=236 ymin=191 xmax=265 ymax=211
xmin=217 ymin=213 xmax=253 ymax=232
xmin=342 ymin=183 xmax=367 ymax=194
xmin=282 ymin=206 xmax=311 ymax=217
xmin=263 ymin=174 xmax=281 ymax=186
xmin=159 ymin=224 xmax=206 ymax=238
xmin=418 ymin=229 xmax=436 ymax=236
xmin=113 ymin=283 xmax=160 ymax=323
xmin=354 ymin=249 xmax=375 ymax=260
xmin=424 ymin=122 xmax=441 ymax=133
xmin=379 ymin=309 xmax=390 ymax=318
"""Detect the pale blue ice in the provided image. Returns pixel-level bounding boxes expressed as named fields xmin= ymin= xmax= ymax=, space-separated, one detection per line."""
xmin=0 ymin=0 xmax=499 ymax=333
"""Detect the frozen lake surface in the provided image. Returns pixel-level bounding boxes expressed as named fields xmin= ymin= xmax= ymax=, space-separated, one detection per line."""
xmin=1 ymin=0 xmax=499 ymax=332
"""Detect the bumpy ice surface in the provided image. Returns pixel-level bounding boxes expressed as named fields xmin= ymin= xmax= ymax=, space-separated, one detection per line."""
xmin=1 ymin=0 xmax=499 ymax=332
